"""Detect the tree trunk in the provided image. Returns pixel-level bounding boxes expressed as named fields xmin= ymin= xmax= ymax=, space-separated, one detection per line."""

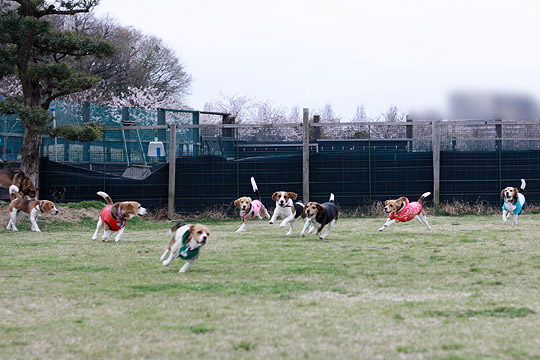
xmin=20 ymin=128 xmax=42 ymax=186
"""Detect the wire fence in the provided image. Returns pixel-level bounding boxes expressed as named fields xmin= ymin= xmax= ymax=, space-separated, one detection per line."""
xmin=1 ymin=99 xmax=540 ymax=214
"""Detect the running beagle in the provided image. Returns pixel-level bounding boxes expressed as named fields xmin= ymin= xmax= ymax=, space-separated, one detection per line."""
xmin=501 ymin=179 xmax=526 ymax=225
xmin=269 ymin=191 xmax=304 ymax=235
xmin=6 ymin=185 xmax=58 ymax=232
xmin=234 ymin=177 xmax=270 ymax=232
xmin=379 ymin=192 xmax=431 ymax=231
xmin=301 ymin=193 xmax=338 ymax=239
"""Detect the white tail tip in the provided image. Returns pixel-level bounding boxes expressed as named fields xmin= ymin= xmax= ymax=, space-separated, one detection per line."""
xmin=9 ymin=185 xmax=19 ymax=194
xmin=521 ymin=179 xmax=526 ymax=190
xmin=422 ymin=192 xmax=431 ymax=198
xmin=250 ymin=177 xmax=258 ymax=192
xmin=329 ymin=193 xmax=335 ymax=202
xmin=97 ymin=191 xmax=108 ymax=198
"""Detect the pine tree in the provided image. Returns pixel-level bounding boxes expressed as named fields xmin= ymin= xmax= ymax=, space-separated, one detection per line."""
xmin=0 ymin=0 xmax=114 ymax=182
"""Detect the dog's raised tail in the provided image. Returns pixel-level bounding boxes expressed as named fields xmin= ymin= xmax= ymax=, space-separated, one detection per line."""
xmin=418 ymin=192 xmax=431 ymax=204
xmin=520 ymin=179 xmax=526 ymax=192
xmin=9 ymin=185 xmax=22 ymax=200
xmin=329 ymin=193 xmax=335 ymax=203
xmin=170 ymin=221 xmax=186 ymax=234
xmin=97 ymin=191 xmax=113 ymax=205
xmin=250 ymin=177 xmax=261 ymax=200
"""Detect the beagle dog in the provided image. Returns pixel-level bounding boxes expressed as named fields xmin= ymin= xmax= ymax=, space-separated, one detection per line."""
xmin=160 ymin=222 xmax=210 ymax=273
xmin=301 ymin=193 xmax=338 ymax=239
xmin=379 ymin=192 xmax=431 ymax=231
xmin=501 ymin=179 xmax=526 ymax=225
xmin=92 ymin=191 xmax=147 ymax=242
xmin=234 ymin=177 xmax=270 ymax=232
xmin=269 ymin=191 xmax=304 ymax=235
xmin=6 ymin=185 xmax=58 ymax=232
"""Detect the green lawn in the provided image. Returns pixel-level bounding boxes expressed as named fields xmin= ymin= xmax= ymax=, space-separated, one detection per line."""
xmin=1 ymin=215 xmax=540 ymax=359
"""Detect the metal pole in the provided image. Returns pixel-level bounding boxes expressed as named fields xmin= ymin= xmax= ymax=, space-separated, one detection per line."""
xmin=302 ymin=108 xmax=310 ymax=203
xmin=51 ymin=107 xmax=58 ymax=161
xmin=168 ymin=123 xmax=177 ymax=219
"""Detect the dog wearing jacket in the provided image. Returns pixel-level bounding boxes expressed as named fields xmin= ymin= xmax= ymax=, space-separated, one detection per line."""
xmin=301 ymin=193 xmax=339 ymax=239
xmin=379 ymin=192 xmax=432 ymax=231
xmin=92 ymin=191 xmax=147 ymax=242
xmin=269 ymin=191 xmax=305 ymax=235
xmin=6 ymin=185 xmax=58 ymax=232
xmin=234 ymin=177 xmax=271 ymax=232
xmin=501 ymin=179 xmax=526 ymax=225
xmin=160 ymin=222 xmax=210 ymax=273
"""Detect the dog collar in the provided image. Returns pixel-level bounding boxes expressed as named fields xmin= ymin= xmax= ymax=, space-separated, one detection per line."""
xmin=38 ymin=200 xmax=44 ymax=214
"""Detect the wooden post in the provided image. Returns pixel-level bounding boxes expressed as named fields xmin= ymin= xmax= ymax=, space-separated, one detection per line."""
xmin=302 ymin=108 xmax=310 ymax=203
xmin=313 ymin=115 xmax=321 ymax=140
xmin=432 ymin=119 xmax=441 ymax=214
xmin=168 ymin=123 xmax=177 ymax=219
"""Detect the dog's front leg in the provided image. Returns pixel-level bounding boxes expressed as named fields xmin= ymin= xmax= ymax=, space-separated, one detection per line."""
xmin=269 ymin=210 xmax=278 ymax=224
xmin=512 ymin=213 xmax=518 ymax=226
xmin=162 ymin=251 xmax=176 ymax=266
xmin=29 ymin=209 xmax=40 ymax=232
xmin=236 ymin=218 xmax=247 ymax=232
xmin=378 ymin=218 xmax=395 ymax=231
xmin=280 ymin=214 xmax=294 ymax=228
xmin=502 ymin=210 xmax=508 ymax=223
xmin=179 ymin=261 xmax=191 ymax=273
xmin=114 ymin=227 xmax=125 ymax=242
xmin=92 ymin=218 xmax=103 ymax=240
xmin=300 ymin=220 xmax=310 ymax=237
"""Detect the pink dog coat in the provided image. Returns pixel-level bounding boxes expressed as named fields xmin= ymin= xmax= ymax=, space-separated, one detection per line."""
xmin=389 ymin=198 xmax=423 ymax=222
xmin=242 ymin=199 xmax=263 ymax=220
xmin=100 ymin=205 xmax=126 ymax=231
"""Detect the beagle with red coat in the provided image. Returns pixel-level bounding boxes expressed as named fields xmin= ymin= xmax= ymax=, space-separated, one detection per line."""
xmin=6 ymin=185 xmax=58 ymax=232
xmin=379 ymin=192 xmax=431 ymax=231
xmin=92 ymin=191 xmax=147 ymax=242
xmin=269 ymin=191 xmax=304 ymax=235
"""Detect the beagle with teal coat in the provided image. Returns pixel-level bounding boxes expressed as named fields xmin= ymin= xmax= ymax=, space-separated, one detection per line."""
xmin=501 ymin=179 xmax=526 ymax=225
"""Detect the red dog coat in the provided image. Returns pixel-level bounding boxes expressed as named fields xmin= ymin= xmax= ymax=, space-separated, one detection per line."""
xmin=388 ymin=198 xmax=423 ymax=222
xmin=100 ymin=205 xmax=126 ymax=231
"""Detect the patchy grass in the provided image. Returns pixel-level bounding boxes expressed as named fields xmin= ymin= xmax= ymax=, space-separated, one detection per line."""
xmin=1 ymin=215 xmax=540 ymax=359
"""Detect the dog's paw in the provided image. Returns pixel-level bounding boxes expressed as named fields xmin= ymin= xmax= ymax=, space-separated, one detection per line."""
xmin=269 ymin=221 xmax=273 ymax=224
xmin=92 ymin=235 xmax=97 ymax=240
xmin=378 ymin=226 xmax=386 ymax=231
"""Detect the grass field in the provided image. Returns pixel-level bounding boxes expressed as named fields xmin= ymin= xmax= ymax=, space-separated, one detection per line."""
xmin=1 ymin=214 xmax=540 ymax=359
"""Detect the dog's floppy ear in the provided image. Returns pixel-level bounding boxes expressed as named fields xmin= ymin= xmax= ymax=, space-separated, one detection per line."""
xmin=125 ymin=203 xmax=134 ymax=213
xmin=189 ymin=224 xmax=195 ymax=234
xmin=234 ymin=198 xmax=241 ymax=208
xmin=272 ymin=192 xmax=279 ymax=202
xmin=501 ymin=189 xmax=506 ymax=199
xmin=301 ymin=206 xmax=307 ymax=219
xmin=288 ymin=192 xmax=297 ymax=200
xmin=316 ymin=203 xmax=324 ymax=213
xmin=397 ymin=197 xmax=407 ymax=204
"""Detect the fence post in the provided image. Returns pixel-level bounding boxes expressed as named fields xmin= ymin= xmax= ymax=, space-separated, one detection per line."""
xmin=313 ymin=115 xmax=321 ymax=140
xmin=302 ymin=108 xmax=310 ymax=203
xmin=192 ymin=111 xmax=200 ymax=156
xmin=168 ymin=123 xmax=177 ymax=219
xmin=432 ymin=119 xmax=441 ymax=214
xmin=406 ymin=114 xmax=413 ymax=152
xmin=82 ymin=103 xmax=90 ymax=161
xmin=157 ymin=108 xmax=166 ymax=141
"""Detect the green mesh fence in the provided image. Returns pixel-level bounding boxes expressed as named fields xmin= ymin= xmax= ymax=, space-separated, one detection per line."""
xmin=2 ymin=97 xmax=540 ymax=211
